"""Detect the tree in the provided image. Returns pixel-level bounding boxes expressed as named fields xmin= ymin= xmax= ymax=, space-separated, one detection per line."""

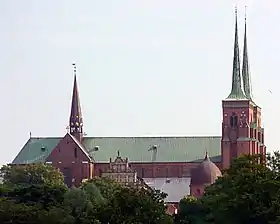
xmin=267 ymin=151 xmax=280 ymax=173
xmin=83 ymin=177 xmax=121 ymax=199
xmin=174 ymin=196 xmax=205 ymax=224
xmin=0 ymin=166 xmax=172 ymax=224
xmin=63 ymin=187 xmax=100 ymax=224
xmin=0 ymin=164 xmax=67 ymax=207
xmin=0 ymin=163 xmax=65 ymax=187
xmin=0 ymin=163 xmax=71 ymax=224
xmin=109 ymin=186 xmax=172 ymax=224
xmin=202 ymin=153 xmax=280 ymax=224
xmin=82 ymin=177 xmax=173 ymax=224
xmin=0 ymin=196 xmax=75 ymax=224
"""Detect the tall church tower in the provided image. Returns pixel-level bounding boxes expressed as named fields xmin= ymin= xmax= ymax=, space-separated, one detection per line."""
xmin=69 ymin=63 xmax=84 ymax=142
xmin=221 ymin=9 xmax=266 ymax=169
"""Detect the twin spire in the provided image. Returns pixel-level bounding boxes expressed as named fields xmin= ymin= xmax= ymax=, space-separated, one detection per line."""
xmin=68 ymin=8 xmax=252 ymax=141
xmin=227 ymin=7 xmax=252 ymax=100
xmin=69 ymin=63 xmax=84 ymax=142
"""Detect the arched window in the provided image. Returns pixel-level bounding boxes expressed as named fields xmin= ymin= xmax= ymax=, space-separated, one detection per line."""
xmin=230 ymin=113 xmax=238 ymax=127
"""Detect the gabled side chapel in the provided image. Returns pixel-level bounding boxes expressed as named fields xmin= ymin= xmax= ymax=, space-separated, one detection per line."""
xmin=12 ymin=9 xmax=265 ymax=201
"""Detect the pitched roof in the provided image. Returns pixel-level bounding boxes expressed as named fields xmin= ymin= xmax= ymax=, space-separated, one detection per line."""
xmin=12 ymin=136 xmax=221 ymax=164
xmin=12 ymin=137 xmax=61 ymax=164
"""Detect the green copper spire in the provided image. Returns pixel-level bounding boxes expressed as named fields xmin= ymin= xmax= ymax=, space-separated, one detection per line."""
xmin=227 ymin=8 xmax=247 ymax=100
xmin=242 ymin=8 xmax=253 ymax=100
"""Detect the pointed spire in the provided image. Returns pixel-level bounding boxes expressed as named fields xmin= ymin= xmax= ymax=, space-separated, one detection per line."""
xmin=242 ymin=6 xmax=253 ymax=100
xmin=227 ymin=7 xmax=247 ymax=100
xmin=69 ymin=63 xmax=84 ymax=142
xmin=204 ymin=150 xmax=210 ymax=161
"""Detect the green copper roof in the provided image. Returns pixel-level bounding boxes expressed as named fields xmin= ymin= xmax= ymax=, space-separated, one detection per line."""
xmin=242 ymin=17 xmax=253 ymax=100
xmin=226 ymin=9 xmax=247 ymax=100
xmin=12 ymin=136 xmax=221 ymax=164
xmin=12 ymin=137 xmax=61 ymax=164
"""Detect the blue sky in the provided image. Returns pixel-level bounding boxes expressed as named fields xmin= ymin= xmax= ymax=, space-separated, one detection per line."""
xmin=1 ymin=0 xmax=279 ymax=164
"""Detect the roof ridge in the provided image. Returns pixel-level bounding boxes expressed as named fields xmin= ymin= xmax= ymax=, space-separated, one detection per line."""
xmin=28 ymin=136 xmax=222 ymax=139
xmin=30 ymin=136 xmax=62 ymax=139
xmin=83 ymin=136 xmax=222 ymax=138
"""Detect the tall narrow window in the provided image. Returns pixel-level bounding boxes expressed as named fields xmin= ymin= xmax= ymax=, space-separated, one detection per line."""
xmin=74 ymin=148 xmax=77 ymax=158
xmin=166 ymin=167 xmax=169 ymax=178
xmin=230 ymin=113 xmax=238 ymax=127
xmin=141 ymin=168 xmax=145 ymax=178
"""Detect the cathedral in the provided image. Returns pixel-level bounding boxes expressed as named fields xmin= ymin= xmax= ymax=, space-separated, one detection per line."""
xmin=12 ymin=11 xmax=265 ymax=204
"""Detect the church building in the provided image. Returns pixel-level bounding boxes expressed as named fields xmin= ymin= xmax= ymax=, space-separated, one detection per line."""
xmin=12 ymin=10 xmax=265 ymax=202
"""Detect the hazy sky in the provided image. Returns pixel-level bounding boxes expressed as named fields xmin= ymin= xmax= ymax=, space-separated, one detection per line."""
xmin=1 ymin=0 xmax=279 ymax=164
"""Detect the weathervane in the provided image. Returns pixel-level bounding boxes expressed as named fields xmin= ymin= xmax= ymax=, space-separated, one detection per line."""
xmin=72 ymin=63 xmax=76 ymax=76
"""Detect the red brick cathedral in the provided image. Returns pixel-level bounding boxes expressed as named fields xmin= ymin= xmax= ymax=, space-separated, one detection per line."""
xmin=13 ymin=11 xmax=265 ymax=203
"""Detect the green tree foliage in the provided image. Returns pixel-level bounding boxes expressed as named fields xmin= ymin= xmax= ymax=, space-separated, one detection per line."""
xmin=0 ymin=164 xmax=171 ymax=224
xmin=174 ymin=196 xmax=206 ymax=224
xmin=267 ymin=151 xmax=280 ymax=173
xmin=0 ymin=197 xmax=75 ymax=224
xmin=202 ymin=153 xmax=280 ymax=224
xmin=0 ymin=164 xmax=67 ymax=207
xmin=81 ymin=182 xmax=106 ymax=205
xmin=82 ymin=177 xmax=173 ymax=224
xmin=0 ymin=163 xmax=65 ymax=186
xmin=0 ymin=164 xmax=72 ymax=224
xmin=63 ymin=188 xmax=96 ymax=224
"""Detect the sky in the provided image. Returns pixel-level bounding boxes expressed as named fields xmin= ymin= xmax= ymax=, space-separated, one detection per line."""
xmin=0 ymin=0 xmax=279 ymax=165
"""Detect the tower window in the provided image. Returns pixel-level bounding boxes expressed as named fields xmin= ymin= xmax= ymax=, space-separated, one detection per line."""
xmin=141 ymin=168 xmax=145 ymax=178
xmin=74 ymin=148 xmax=78 ymax=158
xmin=230 ymin=113 xmax=238 ymax=127
xmin=166 ymin=167 xmax=169 ymax=177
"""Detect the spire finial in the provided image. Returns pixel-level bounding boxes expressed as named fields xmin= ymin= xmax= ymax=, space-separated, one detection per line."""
xmin=235 ymin=5 xmax=238 ymax=17
xmin=117 ymin=150 xmax=120 ymax=157
xmin=245 ymin=5 xmax=247 ymax=21
xmin=72 ymin=63 xmax=77 ymax=76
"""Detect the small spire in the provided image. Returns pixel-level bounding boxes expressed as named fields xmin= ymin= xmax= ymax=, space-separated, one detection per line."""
xmin=226 ymin=7 xmax=247 ymax=100
xmin=69 ymin=63 xmax=84 ymax=142
xmin=117 ymin=150 xmax=120 ymax=157
xmin=242 ymin=6 xmax=253 ymax=100
xmin=204 ymin=150 xmax=209 ymax=161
